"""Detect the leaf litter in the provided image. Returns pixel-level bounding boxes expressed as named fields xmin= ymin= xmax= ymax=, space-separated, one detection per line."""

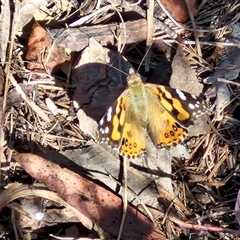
xmin=0 ymin=0 xmax=240 ymax=239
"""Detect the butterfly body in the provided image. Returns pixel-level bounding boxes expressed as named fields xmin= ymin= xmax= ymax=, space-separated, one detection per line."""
xmin=98 ymin=71 xmax=206 ymax=159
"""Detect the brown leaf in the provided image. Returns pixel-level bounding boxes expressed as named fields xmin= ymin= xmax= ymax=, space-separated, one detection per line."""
xmin=159 ymin=0 xmax=198 ymax=23
xmin=12 ymin=153 xmax=166 ymax=240
xmin=170 ymin=47 xmax=203 ymax=96
xmin=26 ymin=22 xmax=51 ymax=60
xmin=26 ymin=22 xmax=71 ymax=73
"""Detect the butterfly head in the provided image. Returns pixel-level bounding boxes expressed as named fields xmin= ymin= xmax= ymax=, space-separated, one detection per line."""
xmin=127 ymin=72 xmax=142 ymax=87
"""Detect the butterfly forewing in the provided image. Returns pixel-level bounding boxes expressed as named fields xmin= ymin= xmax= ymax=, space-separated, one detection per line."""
xmin=145 ymin=84 xmax=206 ymax=147
xmin=98 ymin=90 xmax=147 ymax=158
xmin=147 ymin=84 xmax=206 ymax=125
xmin=98 ymin=97 xmax=125 ymax=150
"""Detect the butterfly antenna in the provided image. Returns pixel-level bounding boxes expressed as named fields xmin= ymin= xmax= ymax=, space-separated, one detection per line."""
xmin=108 ymin=6 xmax=127 ymax=71
xmin=136 ymin=42 xmax=153 ymax=73
xmin=107 ymin=63 xmax=128 ymax=76
xmin=137 ymin=0 xmax=154 ymax=73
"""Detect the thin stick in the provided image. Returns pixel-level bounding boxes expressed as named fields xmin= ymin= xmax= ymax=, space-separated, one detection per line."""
xmin=218 ymin=78 xmax=240 ymax=88
xmin=145 ymin=0 xmax=154 ymax=72
xmin=157 ymin=38 xmax=240 ymax=48
xmin=184 ymin=0 xmax=202 ymax=57
xmin=11 ymin=210 xmax=19 ymax=240
xmin=0 ymin=0 xmax=19 ymax=184
xmin=9 ymin=74 xmax=50 ymax=122
xmin=117 ymin=157 xmax=128 ymax=240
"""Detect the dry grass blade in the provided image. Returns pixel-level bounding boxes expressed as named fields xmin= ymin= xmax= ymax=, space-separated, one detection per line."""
xmin=0 ymin=0 xmax=19 ymax=184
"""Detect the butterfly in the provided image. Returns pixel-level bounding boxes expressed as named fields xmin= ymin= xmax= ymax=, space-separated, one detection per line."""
xmin=97 ymin=69 xmax=207 ymax=159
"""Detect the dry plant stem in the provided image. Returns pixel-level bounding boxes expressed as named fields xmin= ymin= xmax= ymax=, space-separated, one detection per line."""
xmin=69 ymin=5 xmax=112 ymax=27
xmin=171 ymin=216 xmax=240 ymax=235
xmin=218 ymin=78 xmax=240 ymax=88
xmin=159 ymin=1 xmax=240 ymax=33
xmin=202 ymin=134 xmax=215 ymax=161
xmin=161 ymin=200 xmax=174 ymax=225
xmin=116 ymin=8 xmax=125 ymax=84
xmin=192 ymin=209 xmax=234 ymax=222
xmin=183 ymin=40 xmax=240 ymax=47
xmin=107 ymin=7 xmax=126 ymax=84
xmin=6 ymin=115 xmax=14 ymax=174
xmin=9 ymin=74 xmax=50 ymax=122
xmin=162 ymin=38 xmax=240 ymax=48
xmin=126 ymin=0 xmax=142 ymax=6
xmin=11 ymin=210 xmax=19 ymax=240
xmin=184 ymin=0 xmax=202 ymax=57
xmin=117 ymin=157 xmax=129 ymax=240
xmin=188 ymin=135 xmax=208 ymax=160
xmin=209 ymin=120 xmax=240 ymax=145
xmin=116 ymin=7 xmax=127 ymax=55
xmin=0 ymin=0 xmax=19 ymax=184
xmin=207 ymin=145 xmax=229 ymax=180
xmin=176 ymin=42 xmax=209 ymax=67
xmin=1 ymin=0 xmax=10 ymax=63
xmin=157 ymin=186 xmax=191 ymax=217
xmin=145 ymin=0 xmax=154 ymax=72
xmin=65 ymin=52 xmax=73 ymax=92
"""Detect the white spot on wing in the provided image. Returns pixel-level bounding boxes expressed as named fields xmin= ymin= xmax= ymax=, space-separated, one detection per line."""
xmin=176 ymin=89 xmax=186 ymax=100
xmin=191 ymin=94 xmax=197 ymax=99
xmin=189 ymin=103 xmax=195 ymax=109
xmin=104 ymin=127 xmax=109 ymax=134
xmin=107 ymin=107 xmax=113 ymax=122
xmin=195 ymin=103 xmax=200 ymax=108
xmin=99 ymin=118 xmax=104 ymax=125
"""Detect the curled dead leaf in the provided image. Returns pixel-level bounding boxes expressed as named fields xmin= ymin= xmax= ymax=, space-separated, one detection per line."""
xmin=26 ymin=22 xmax=71 ymax=74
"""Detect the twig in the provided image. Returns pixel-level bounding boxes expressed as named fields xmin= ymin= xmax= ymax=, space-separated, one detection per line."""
xmin=184 ymin=0 xmax=202 ymax=57
xmin=0 ymin=0 xmax=19 ymax=184
xmin=145 ymin=0 xmax=154 ymax=72
xmin=9 ymin=74 xmax=50 ymax=122
xmin=117 ymin=157 xmax=128 ymax=240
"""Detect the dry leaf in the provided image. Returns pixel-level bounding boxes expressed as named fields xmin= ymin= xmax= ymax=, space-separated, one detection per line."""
xmin=26 ymin=22 xmax=71 ymax=74
xmin=170 ymin=48 xmax=203 ymax=96
xmin=205 ymin=23 xmax=240 ymax=120
xmin=158 ymin=0 xmax=198 ymax=23
xmin=12 ymin=153 xmax=166 ymax=240
xmin=17 ymin=0 xmax=48 ymax=30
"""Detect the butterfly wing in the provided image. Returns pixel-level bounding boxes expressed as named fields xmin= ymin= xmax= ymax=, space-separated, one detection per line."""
xmin=145 ymin=84 xmax=206 ymax=147
xmin=98 ymin=91 xmax=146 ymax=158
